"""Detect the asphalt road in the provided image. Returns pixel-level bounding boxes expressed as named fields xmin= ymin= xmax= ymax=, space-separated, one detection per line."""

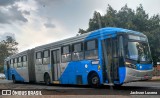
xmin=0 ymin=79 xmax=160 ymax=98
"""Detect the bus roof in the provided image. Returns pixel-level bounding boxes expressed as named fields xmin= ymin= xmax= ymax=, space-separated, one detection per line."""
xmin=7 ymin=27 xmax=145 ymax=55
xmin=34 ymin=27 xmax=145 ymax=51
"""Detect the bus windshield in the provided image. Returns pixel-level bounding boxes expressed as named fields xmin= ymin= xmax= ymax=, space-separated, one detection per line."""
xmin=127 ymin=41 xmax=152 ymax=63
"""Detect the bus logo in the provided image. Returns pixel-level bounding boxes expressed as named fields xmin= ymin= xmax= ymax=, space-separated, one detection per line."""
xmin=2 ymin=90 xmax=11 ymax=95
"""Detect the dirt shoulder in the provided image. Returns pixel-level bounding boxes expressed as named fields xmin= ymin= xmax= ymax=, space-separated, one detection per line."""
xmin=151 ymin=76 xmax=160 ymax=81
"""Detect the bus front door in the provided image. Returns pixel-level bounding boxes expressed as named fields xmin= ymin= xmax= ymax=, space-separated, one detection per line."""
xmin=51 ymin=49 xmax=61 ymax=81
xmin=102 ymin=37 xmax=119 ymax=84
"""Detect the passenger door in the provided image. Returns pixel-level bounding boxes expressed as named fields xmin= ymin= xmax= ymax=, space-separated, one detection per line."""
xmin=102 ymin=37 xmax=119 ymax=83
xmin=51 ymin=49 xmax=61 ymax=81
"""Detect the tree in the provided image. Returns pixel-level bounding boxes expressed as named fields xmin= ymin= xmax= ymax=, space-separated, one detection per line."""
xmin=78 ymin=11 xmax=103 ymax=34
xmin=0 ymin=36 xmax=18 ymax=68
xmin=78 ymin=4 xmax=160 ymax=65
xmin=78 ymin=28 xmax=87 ymax=34
xmin=103 ymin=4 xmax=117 ymax=27
xmin=116 ymin=4 xmax=136 ymax=30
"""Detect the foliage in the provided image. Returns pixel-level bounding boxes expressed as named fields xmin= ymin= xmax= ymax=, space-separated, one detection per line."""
xmin=0 ymin=36 xmax=18 ymax=72
xmin=0 ymin=66 xmax=4 ymax=73
xmin=78 ymin=4 xmax=160 ymax=65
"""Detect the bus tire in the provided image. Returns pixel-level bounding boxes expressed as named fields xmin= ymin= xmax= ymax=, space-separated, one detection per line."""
xmin=44 ymin=74 xmax=51 ymax=86
xmin=12 ymin=75 xmax=17 ymax=83
xmin=88 ymin=72 xmax=100 ymax=88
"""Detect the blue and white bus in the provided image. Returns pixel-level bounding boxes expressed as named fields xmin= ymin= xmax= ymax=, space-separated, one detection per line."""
xmin=4 ymin=27 xmax=153 ymax=87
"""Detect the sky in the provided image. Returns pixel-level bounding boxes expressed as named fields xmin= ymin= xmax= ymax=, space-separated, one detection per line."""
xmin=0 ymin=0 xmax=160 ymax=52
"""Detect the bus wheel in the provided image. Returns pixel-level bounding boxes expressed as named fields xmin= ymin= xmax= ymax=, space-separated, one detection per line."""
xmin=88 ymin=73 xmax=100 ymax=88
xmin=44 ymin=74 xmax=51 ymax=86
xmin=12 ymin=75 xmax=17 ymax=83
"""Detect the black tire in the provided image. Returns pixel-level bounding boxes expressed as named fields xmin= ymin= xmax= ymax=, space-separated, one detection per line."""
xmin=12 ymin=75 xmax=17 ymax=83
xmin=88 ymin=73 xmax=100 ymax=88
xmin=44 ymin=74 xmax=51 ymax=86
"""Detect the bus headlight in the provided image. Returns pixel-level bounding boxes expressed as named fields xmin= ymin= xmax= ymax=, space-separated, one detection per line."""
xmin=125 ymin=62 xmax=137 ymax=69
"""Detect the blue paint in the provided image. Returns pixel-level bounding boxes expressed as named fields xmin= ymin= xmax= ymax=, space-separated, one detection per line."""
xmin=136 ymin=64 xmax=153 ymax=70
xmin=59 ymin=60 xmax=102 ymax=85
xmin=4 ymin=67 xmax=25 ymax=82
xmin=119 ymin=67 xmax=126 ymax=84
xmin=85 ymin=27 xmax=144 ymax=41
xmin=11 ymin=68 xmax=25 ymax=82
xmin=97 ymin=39 xmax=103 ymax=84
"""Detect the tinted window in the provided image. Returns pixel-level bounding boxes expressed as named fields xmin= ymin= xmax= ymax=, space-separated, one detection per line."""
xmin=62 ymin=54 xmax=71 ymax=62
xmin=23 ymin=62 xmax=27 ymax=67
xmin=23 ymin=56 xmax=27 ymax=62
xmin=62 ymin=45 xmax=71 ymax=62
xmin=36 ymin=52 xmax=42 ymax=59
xmin=85 ymin=50 xmax=98 ymax=59
xmin=72 ymin=43 xmax=84 ymax=61
xmin=14 ymin=58 xmax=17 ymax=68
xmin=17 ymin=57 xmax=22 ymax=67
xmin=44 ymin=50 xmax=49 ymax=58
xmin=127 ymin=42 xmax=152 ymax=62
xmin=14 ymin=58 xmax=17 ymax=63
xmin=128 ymin=35 xmax=147 ymax=41
xmin=22 ymin=56 xmax=27 ymax=67
xmin=62 ymin=45 xmax=70 ymax=54
xmin=52 ymin=50 xmax=60 ymax=64
xmin=57 ymin=50 xmax=60 ymax=62
xmin=73 ymin=43 xmax=82 ymax=52
xmin=18 ymin=57 xmax=21 ymax=62
xmin=86 ymin=40 xmax=97 ymax=50
xmin=85 ymin=39 xmax=98 ymax=59
xmin=11 ymin=59 xmax=14 ymax=64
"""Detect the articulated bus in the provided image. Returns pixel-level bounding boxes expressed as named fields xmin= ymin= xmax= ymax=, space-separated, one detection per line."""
xmin=4 ymin=27 xmax=153 ymax=87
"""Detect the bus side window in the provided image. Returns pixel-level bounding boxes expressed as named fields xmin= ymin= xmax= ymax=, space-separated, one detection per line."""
xmin=72 ymin=42 xmax=84 ymax=61
xmin=85 ymin=39 xmax=98 ymax=59
xmin=43 ymin=50 xmax=50 ymax=65
xmin=17 ymin=57 xmax=22 ymax=68
xmin=11 ymin=59 xmax=14 ymax=68
xmin=61 ymin=45 xmax=71 ymax=63
xmin=9 ymin=59 xmax=13 ymax=68
xmin=6 ymin=61 xmax=9 ymax=69
xmin=36 ymin=52 xmax=42 ymax=65
xmin=23 ymin=56 xmax=27 ymax=67
xmin=14 ymin=58 xmax=17 ymax=68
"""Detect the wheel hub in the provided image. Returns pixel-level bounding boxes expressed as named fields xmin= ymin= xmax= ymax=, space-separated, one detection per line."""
xmin=92 ymin=77 xmax=98 ymax=84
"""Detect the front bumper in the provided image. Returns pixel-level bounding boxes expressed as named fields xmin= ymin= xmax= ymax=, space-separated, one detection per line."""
xmin=124 ymin=67 xmax=153 ymax=83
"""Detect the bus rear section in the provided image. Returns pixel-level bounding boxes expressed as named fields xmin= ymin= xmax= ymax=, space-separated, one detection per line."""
xmin=4 ymin=50 xmax=36 ymax=83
